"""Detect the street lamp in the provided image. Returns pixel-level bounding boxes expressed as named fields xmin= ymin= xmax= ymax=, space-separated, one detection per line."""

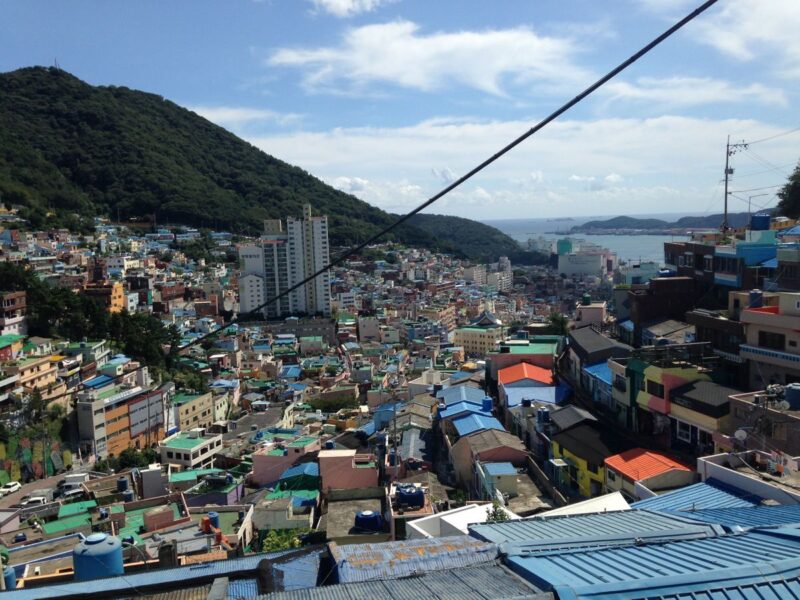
xmin=747 ymin=193 xmax=770 ymax=220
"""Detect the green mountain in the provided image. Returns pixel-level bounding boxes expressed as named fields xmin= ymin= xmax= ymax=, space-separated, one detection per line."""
xmin=572 ymin=212 xmax=752 ymax=232
xmin=0 ymin=66 xmax=534 ymax=262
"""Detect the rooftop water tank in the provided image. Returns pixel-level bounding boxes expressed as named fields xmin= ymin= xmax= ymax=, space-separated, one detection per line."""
xmin=354 ymin=510 xmax=383 ymax=532
xmin=541 ymin=407 xmax=550 ymax=423
xmin=98 ymin=507 xmax=109 ymax=520
xmin=751 ymin=213 xmax=771 ymax=231
xmin=582 ymin=293 xmax=591 ymax=306
xmin=482 ymin=397 xmax=493 ymax=412
xmin=73 ymin=533 xmax=124 ymax=582
xmin=785 ymin=383 xmax=800 ymax=410
xmin=749 ymin=289 xmax=764 ymax=309
xmin=116 ymin=477 xmax=128 ymax=493
xmin=207 ymin=511 xmax=220 ymax=530
xmin=3 ymin=565 xmax=15 ymax=590
xmin=122 ymin=489 xmax=134 ymax=503
xmin=521 ymin=399 xmax=532 ymax=408
xmin=324 ymin=440 xmax=335 ymax=450
xmin=396 ymin=485 xmax=425 ymax=509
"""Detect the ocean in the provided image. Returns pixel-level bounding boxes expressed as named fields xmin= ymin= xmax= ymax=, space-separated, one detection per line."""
xmin=485 ymin=216 xmax=689 ymax=264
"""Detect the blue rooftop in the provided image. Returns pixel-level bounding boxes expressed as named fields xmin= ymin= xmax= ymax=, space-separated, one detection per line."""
xmin=438 ymin=400 xmax=489 ymax=420
xmin=761 ymin=257 xmax=778 ymax=268
xmin=82 ymin=374 xmax=114 ymax=389
xmin=470 ymin=509 xmax=723 ymax=549
xmin=630 ymin=478 xmax=763 ymax=512
xmin=583 ymin=362 xmax=612 ymax=386
xmin=280 ymin=365 xmax=302 ymax=379
xmin=618 ymin=319 xmax=634 ymax=332
xmin=452 ymin=414 xmax=505 ymax=437
xmin=280 ymin=462 xmax=320 ymax=480
xmin=483 ymin=462 xmax=517 ymax=476
xmin=437 ymin=385 xmax=488 ymax=405
xmin=504 ymin=528 xmax=800 ymax=600
xmin=505 ymin=384 xmax=568 ymax=408
xmin=670 ymin=504 xmax=800 ymax=530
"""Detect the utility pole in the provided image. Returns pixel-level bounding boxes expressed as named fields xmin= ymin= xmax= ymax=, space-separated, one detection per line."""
xmin=722 ymin=136 xmax=749 ymax=232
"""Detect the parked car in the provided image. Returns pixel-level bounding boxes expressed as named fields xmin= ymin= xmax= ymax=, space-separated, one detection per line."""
xmin=12 ymin=533 xmax=26 ymax=543
xmin=20 ymin=496 xmax=47 ymax=508
xmin=0 ymin=481 xmax=21 ymax=497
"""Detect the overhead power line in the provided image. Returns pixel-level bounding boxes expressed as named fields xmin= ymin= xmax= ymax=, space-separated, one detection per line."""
xmin=185 ymin=0 xmax=722 ymax=350
xmin=746 ymin=126 xmax=800 ymax=146
xmin=20 ymin=0 xmax=723 ymax=412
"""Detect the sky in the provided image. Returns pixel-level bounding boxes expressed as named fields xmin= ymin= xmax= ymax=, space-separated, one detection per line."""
xmin=1 ymin=0 xmax=799 ymax=221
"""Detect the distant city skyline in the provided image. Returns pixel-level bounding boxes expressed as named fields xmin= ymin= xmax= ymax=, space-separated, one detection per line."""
xmin=2 ymin=0 xmax=798 ymax=220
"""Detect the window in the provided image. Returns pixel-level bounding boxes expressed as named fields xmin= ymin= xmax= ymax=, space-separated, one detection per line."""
xmin=759 ymin=330 xmax=785 ymax=351
xmin=587 ymin=462 xmax=599 ymax=474
xmin=166 ymin=451 xmax=174 ymax=459
xmin=646 ymin=380 xmax=665 ymax=398
xmin=607 ymin=469 xmax=617 ymax=482
xmin=677 ymin=421 xmax=691 ymax=443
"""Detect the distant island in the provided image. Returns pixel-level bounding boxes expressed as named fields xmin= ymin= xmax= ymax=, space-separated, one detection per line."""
xmin=546 ymin=217 xmax=575 ymax=222
xmin=567 ymin=212 xmax=754 ymax=235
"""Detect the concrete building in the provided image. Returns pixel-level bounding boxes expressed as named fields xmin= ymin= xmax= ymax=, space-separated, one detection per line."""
xmin=0 ymin=291 xmax=27 ymax=336
xmin=77 ymin=386 xmax=165 ymax=459
xmin=740 ymin=292 xmax=800 ymax=389
xmin=238 ymin=205 xmax=331 ymax=318
xmin=171 ymin=392 xmax=215 ymax=432
xmin=159 ymin=429 xmax=223 ymax=469
xmin=318 ymin=449 xmax=379 ymax=491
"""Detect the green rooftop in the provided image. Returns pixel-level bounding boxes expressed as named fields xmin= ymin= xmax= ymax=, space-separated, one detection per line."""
xmin=42 ymin=514 xmax=92 ymax=535
xmin=0 ymin=334 xmax=24 ymax=348
xmin=169 ymin=468 xmax=222 ymax=484
xmin=288 ymin=436 xmax=317 ymax=448
xmin=119 ymin=502 xmax=184 ymax=542
xmin=162 ymin=432 xmax=209 ymax=450
xmin=491 ymin=342 xmax=558 ymax=355
xmin=266 ymin=489 xmax=319 ymax=502
xmin=172 ymin=392 xmax=208 ymax=406
xmin=58 ymin=500 xmax=97 ymax=519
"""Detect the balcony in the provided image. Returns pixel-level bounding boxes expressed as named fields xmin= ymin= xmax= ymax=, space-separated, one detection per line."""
xmin=740 ymin=344 xmax=800 ymax=369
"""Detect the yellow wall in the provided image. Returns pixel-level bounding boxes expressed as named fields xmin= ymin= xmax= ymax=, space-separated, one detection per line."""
xmin=552 ymin=441 xmax=605 ymax=498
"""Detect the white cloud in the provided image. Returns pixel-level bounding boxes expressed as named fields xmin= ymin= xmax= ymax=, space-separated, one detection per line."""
xmin=189 ymin=105 xmax=302 ymax=128
xmin=247 ymin=115 xmax=798 ymax=218
xmin=603 ymin=77 xmax=787 ymax=107
xmin=431 ymin=167 xmax=456 ymax=184
xmin=268 ymin=20 xmax=588 ymax=95
xmin=691 ymin=0 xmax=800 ymax=79
xmin=309 ymin=0 xmax=394 ymax=18
xmin=331 ymin=176 xmax=370 ymax=192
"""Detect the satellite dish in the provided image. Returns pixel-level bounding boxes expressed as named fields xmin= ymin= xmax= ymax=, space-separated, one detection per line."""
xmin=778 ymin=400 xmax=792 ymax=411
xmin=734 ymin=429 xmax=748 ymax=442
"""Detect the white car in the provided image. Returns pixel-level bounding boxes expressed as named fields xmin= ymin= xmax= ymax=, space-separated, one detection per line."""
xmin=0 ymin=482 xmax=21 ymax=497
xmin=20 ymin=496 xmax=47 ymax=508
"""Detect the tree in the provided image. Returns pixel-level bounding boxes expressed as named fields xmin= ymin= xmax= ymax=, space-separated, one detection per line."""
xmin=777 ymin=161 xmax=800 ymax=218
xmin=548 ymin=312 xmax=570 ymax=336
xmin=262 ymin=528 xmax=308 ymax=552
xmin=485 ymin=500 xmax=510 ymax=523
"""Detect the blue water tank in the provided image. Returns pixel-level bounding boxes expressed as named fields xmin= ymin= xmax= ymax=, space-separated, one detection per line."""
xmin=207 ymin=511 xmax=220 ymax=530
xmin=751 ymin=213 xmax=771 ymax=231
xmin=541 ymin=407 xmax=550 ymax=423
xmin=3 ymin=565 xmax=15 ymax=590
xmin=396 ymin=485 xmax=425 ymax=509
xmin=98 ymin=507 xmax=109 ymax=520
xmin=387 ymin=451 xmax=397 ymax=466
xmin=116 ymin=477 xmax=128 ymax=493
xmin=482 ymin=397 xmax=493 ymax=412
xmin=122 ymin=489 xmax=134 ymax=503
xmin=122 ymin=535 xmax=135 ymax=546
xmin=73 ymin=533 xmax=124 ymax=581
xmin=226 ymin=473 xmax=234 ymax=484
xmin=324 ymin=440 xmax=335 ymax=450
xmin=749 ymin=289 xmax=764 ymax=308
xmin=354 ymin=510 xmax=383 ymax=531
xmin=785 ymin=384 xmax=800 ymax=410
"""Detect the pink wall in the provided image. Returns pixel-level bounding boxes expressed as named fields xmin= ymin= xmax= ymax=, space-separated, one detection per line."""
xmin=319 ymin=451 xmax=379 ymax=491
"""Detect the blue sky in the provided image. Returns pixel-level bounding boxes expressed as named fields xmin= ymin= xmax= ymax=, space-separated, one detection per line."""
xmin=2 ymin=0 xmax=799 ymax=220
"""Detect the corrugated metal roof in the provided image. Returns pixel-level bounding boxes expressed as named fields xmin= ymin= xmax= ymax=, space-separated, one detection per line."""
xmin=329 ymin=535 xmax=497 ymax=583
xmin=280 ymin=463 xmax=320 ymax=480
xmin=437 ymin=400 xmax=487 ymax=420
xmin=257 ymin=563 xmax=551 ymax=600
xmin=227 ymin=578 xmax=259 ymax=599
xmin=505 ymin=528 xmax=800 ymax=597
xmin=7 ymin=549 xmax=323 ymax=600
xmin=630 ymin=478 xmax=762 ymax=512
xmin=452 ymin=414 xmax=504 ymax=437
xmin=604 ymin=448 xmax=691 ymax=482
xmin=670 ymin=503 xmax=800 ymax=529
xmin=469 ymin=509 xmax=724 ymax=551
xmin=436 ymin=386 xmax=486 ymax=405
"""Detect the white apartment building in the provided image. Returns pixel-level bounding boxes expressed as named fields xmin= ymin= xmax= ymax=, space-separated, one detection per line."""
xmin=239 ymin=205 xmax=331 ymax=318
